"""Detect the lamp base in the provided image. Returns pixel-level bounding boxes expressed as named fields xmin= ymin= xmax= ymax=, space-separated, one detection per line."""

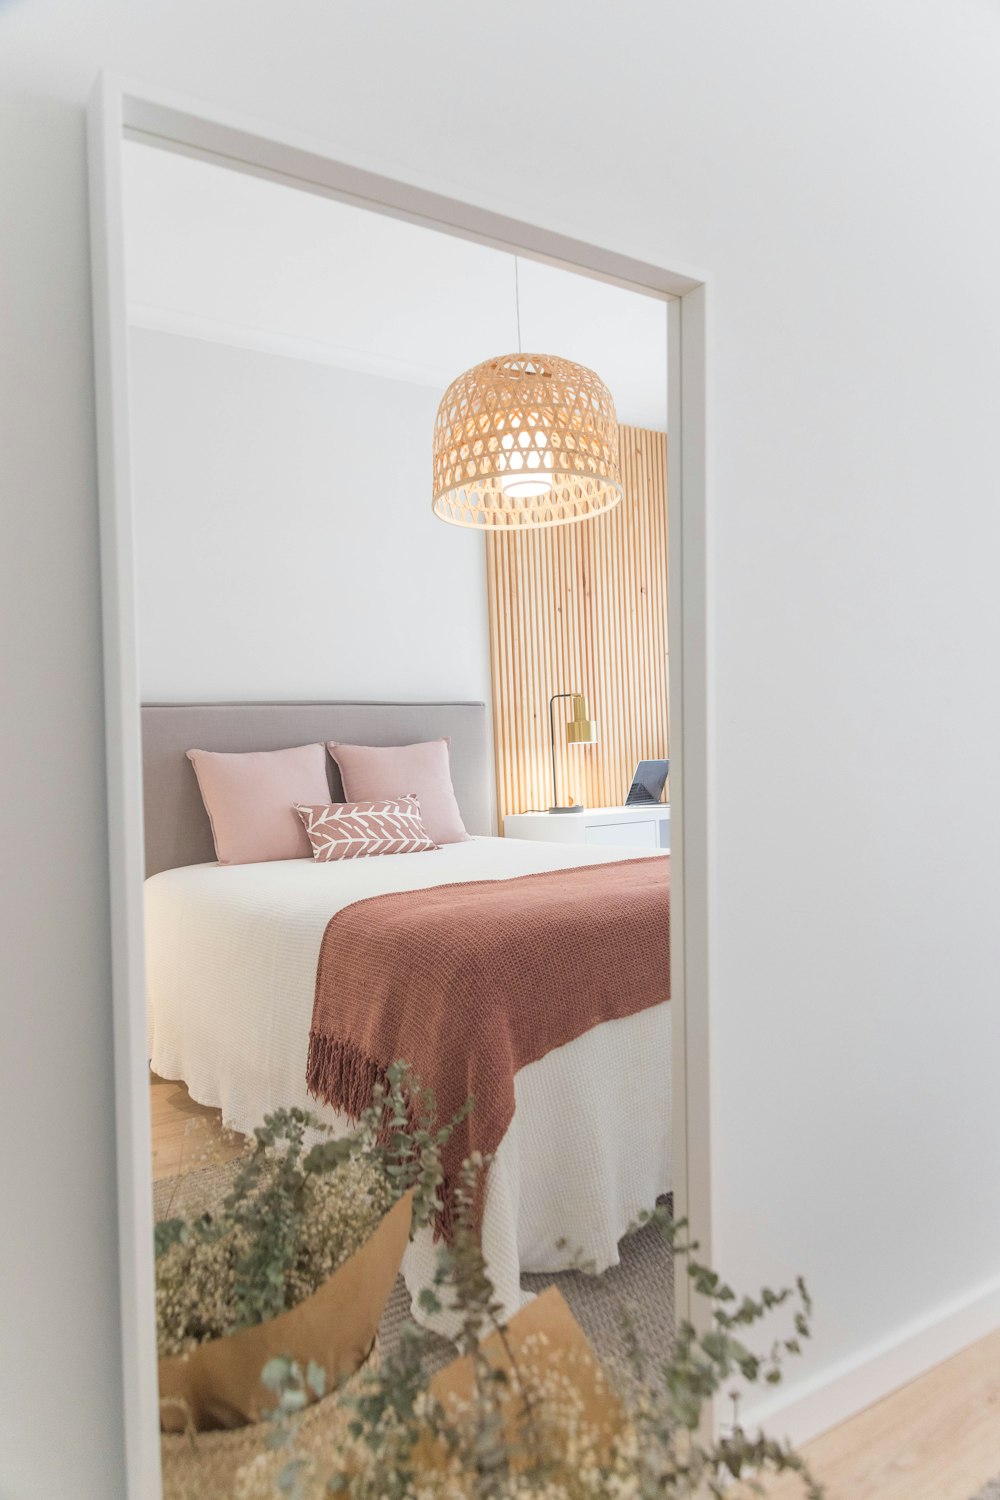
xmin=548 ymin=803 xmax=583 ymax=814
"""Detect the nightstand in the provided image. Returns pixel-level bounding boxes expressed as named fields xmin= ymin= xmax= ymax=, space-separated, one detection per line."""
xmin=504 ymin=804 xmax=670 ymax=851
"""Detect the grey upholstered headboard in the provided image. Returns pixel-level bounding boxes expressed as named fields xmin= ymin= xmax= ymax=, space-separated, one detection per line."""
xmin=141 ymin=700 xmax=493 ymax=878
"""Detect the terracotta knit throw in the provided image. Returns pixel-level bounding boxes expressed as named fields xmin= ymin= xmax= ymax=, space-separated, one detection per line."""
xmin=307 ymin=855 xmax=670 ymax=1240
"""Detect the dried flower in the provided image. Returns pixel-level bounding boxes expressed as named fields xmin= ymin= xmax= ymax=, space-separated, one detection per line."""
xmin=156 ymin=1063 xmax=459 ymax=1358
xmin=157 ymin=1066 xmax=822 ymax=1498
xmin=256 ymin=1194 xmax=823 ymax=1499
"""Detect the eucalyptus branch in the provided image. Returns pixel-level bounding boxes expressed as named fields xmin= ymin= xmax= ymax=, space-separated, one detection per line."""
xmin=155 ymin=1067 xmax=823 ymax=1499
xmin=155 ymin=1064 xmax=467 ymax=1358
xmin=303 ymin=1172 xmax=824 ymax=1500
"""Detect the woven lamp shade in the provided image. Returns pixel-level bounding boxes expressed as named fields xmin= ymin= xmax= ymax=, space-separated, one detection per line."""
xmin=432 ymin=352 xmax=623 ymax=531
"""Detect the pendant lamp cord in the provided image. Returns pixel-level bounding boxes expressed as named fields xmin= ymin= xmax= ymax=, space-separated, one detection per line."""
xmin=514 ymin=255 xmax=522 ymax=354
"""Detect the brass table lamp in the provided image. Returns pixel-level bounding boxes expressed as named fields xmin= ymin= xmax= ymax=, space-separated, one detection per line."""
xmin=548 ymin=693 xmax=598 ymax=813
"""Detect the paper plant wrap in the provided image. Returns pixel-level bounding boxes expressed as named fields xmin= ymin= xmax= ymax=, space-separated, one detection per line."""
xmin=424 ymin=1285 xmax=622 ymax=1469
xmin=161 ymin=1282 xmax=620 ymax=1500
xmin=158 ymin=1189 xmax=412 ymax=1433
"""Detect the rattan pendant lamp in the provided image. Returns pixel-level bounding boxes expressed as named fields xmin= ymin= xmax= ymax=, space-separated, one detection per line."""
xmin=432 ymin=259 xmax=623 ymax=531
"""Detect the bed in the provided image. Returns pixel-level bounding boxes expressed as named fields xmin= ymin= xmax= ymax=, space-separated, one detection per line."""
xmin=143 ymin=700 xmax=671 ymax=1327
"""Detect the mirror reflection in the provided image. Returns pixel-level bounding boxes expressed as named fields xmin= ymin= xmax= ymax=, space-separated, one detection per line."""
xmin=121 ymin=138 xmax=783 ymax=1498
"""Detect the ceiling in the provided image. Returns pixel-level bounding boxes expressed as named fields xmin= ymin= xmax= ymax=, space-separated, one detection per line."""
xmin=122 ymin=140 xmax=668 ymax=431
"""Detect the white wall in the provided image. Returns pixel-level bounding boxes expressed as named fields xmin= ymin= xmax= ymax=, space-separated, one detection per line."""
xmin=123 ymin=141 xmax=670 ymax=432
xmin=129 ymin=329 xmax=491 ymax=704
xmin=3 ymin=4 xmax=1000 ymax=1495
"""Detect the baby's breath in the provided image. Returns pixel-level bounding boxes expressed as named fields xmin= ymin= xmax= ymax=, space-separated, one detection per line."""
xmin=156 ymin=1063 xmax=455 ymax=1359
xmin=158 ymin=1067 xmax=822 ymax=1498
xmin=257 ymin=1198 xmax=824 ymax=1500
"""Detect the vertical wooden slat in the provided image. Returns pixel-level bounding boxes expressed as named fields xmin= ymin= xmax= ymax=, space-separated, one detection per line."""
xmin=486 ymin=424 xmax=669 ymax=831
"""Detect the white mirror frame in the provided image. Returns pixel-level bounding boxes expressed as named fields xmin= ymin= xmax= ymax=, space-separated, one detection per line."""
xmin=87 ymin=69 xmax=712 ymax=1499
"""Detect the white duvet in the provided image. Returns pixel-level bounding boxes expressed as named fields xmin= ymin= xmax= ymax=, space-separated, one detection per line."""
xmin=145 ymin=836 xmax=671 ymax=1328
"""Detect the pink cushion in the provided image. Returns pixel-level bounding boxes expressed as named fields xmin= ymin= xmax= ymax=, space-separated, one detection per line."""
xmin=295 ymin=797 xmax=438 ymax=861
xmin=327 ymin=739 xmax=469 ymax=846
xmin=186 ymin=744 xmax=330 ymax=865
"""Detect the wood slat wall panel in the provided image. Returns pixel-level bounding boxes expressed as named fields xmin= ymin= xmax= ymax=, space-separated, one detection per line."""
xmin=486 ymin=425 xmax=669 ymax=828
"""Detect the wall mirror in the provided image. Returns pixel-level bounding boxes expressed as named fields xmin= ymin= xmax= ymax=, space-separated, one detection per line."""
xmin=89 ymin=77 xmax=708 ymax=1498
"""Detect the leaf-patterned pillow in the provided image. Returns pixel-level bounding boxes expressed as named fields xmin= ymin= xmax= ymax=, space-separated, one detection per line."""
xmin=294 ymin=797 xmax=439 ymax=861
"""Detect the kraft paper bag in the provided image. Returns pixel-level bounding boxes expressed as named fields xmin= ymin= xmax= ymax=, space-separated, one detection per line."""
xmin=161 ymin=1281 xmax=621 ymax=1500
xmin=422 ymin=1285 xmax=623 ymax=1470
xmin=158 ymin=1189 xmax=412 ymax=1432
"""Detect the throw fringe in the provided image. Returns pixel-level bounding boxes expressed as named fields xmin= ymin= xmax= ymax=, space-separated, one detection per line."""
xmin=306 ymin=1030 xmax=465 ymax=1244
xmin=306 ymin=1031 xmax=384 ymax=1121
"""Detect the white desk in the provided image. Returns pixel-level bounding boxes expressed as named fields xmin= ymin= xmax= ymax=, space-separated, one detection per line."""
xmin=504 ymin=804 xmax=670 ymax=852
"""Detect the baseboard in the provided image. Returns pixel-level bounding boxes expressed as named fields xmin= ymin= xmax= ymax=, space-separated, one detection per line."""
xmin=739 ymin=1268 xmax=1000 ymax=1447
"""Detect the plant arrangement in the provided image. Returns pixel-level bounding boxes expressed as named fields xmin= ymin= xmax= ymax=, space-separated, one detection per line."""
xmin=155 ymin=1065 xmax=472 ymax=1440
xmin=245 ymin=1157 xmax=823 ymax=1500
xmin=156 ymin=1064 xmax=462 ymax=1358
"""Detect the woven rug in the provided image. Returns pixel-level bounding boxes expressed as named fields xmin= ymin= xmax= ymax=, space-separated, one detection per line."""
xmin=972 ymin=1481 xmax=1000 ymax=1498
xmin=153 ymin=1162 xmax=674 ymax=1392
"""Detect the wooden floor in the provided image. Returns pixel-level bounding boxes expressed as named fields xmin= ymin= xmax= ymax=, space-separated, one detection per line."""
xmin=149 ymin=1072 xmax=244 ymax=1182
xmin=756 ymin=1327 xmax=1000 ymax=1500
xmin=149 ymin=1076 xmax=1000 ymax=1496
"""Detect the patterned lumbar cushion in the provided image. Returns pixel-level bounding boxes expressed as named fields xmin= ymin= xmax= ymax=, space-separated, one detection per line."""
xmin=294 ymin=797 xmax=439 ymax=861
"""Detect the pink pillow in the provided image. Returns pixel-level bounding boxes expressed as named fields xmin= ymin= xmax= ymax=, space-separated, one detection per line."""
xmin=327 ymin=739 xmax=469 ymax=846
xmin=186 ymin=744 xmax=330 ymax=865
xmin=295 ymin=797 xmax=438 ymax=861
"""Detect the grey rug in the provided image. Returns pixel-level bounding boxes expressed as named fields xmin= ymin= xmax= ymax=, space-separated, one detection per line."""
xmin=972 ymin=1483 xmax=1000 ymax=1499
xmin=153 ymin=1163 xmax=674 ymax=1390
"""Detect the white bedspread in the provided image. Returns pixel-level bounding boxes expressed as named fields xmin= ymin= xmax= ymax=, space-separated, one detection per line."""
xmin=145 ymin=836 xmax=671 ymax=1327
